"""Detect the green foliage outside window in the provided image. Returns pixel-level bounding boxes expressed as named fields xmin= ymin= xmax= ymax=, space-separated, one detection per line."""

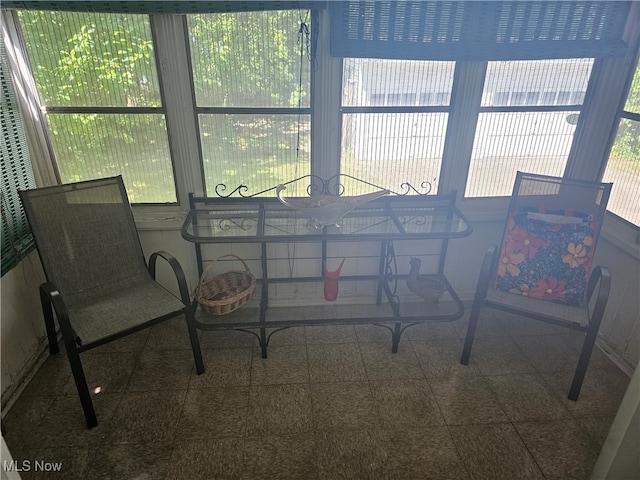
xmin=610 ymin=63 xmax=640 ymax=161
xmin=17 ymin=10 xmax=311 ymax=201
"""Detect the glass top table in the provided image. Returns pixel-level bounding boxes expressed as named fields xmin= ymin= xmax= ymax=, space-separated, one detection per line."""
xmin=182 ymin=196 xmax=472 ymax=243
xmin=182 ymin=191 xmax=473 ymax=357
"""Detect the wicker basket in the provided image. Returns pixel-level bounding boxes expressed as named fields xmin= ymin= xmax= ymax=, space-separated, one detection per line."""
xmin=195 ymin=254 xmax=256 ymax=315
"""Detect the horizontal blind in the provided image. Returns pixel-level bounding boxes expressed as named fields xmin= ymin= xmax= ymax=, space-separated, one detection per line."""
xmin=330 ymin=1 xmax=630 ymax=60
xmin=3 ymin=1 xmax=325 ymax=13
xmin=1 ymin=38 xmax=36 ymax=276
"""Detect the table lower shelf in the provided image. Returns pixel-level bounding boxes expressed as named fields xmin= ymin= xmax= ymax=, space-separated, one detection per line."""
xmin=193 ymin=276 xmax=465 ymax=356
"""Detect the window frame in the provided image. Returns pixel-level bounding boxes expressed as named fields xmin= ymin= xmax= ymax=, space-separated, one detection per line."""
xmin=16 ymin=10 xmax=180 ymax=205
xmin=338 ymin=58 xmax=456 ymax=194
xmin=599 ymin=45 xmax=640 ymax=234
xmin=464 ymin=58 xmax=595 ymax=198
xmin=4 ymin=5 xmax=638 ymax=245
xmin=185 ymin=10 xmax=314 ymax=198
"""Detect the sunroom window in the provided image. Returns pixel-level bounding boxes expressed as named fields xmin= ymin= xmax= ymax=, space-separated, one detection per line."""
xmin=465 ymin=59 xmax=594 ymax=198
xmin=602 ymin=58 xmax=640 ymax=226
xmin=17 ymin=11 xmax=176 ymax=203
xmin=340 ymin=59 xmax=454 ymax=194
xmin=187 ymin=10 xmax=311 ymax=197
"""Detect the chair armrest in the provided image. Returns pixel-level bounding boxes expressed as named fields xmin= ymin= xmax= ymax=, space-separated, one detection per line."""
xmin=586 ymin=265 xmax=611 ymax=322
xmin=474 ymin=245 xmax=499 ymax=303
xmin=40 ymin=282 xmax=81 ymax=347
xmin=148 ymin=251 xmax=191 ymax=306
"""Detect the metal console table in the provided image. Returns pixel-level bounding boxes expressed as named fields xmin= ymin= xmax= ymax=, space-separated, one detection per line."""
xmin=181 ymin=176 xmax=473 ymax=357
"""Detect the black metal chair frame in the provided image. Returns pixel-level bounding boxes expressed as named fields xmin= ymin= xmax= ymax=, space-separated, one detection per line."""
xmin=21 ymin=176 xmax=205 ymax=428
xmin=460 ymin=172 xmax=612 ymax=401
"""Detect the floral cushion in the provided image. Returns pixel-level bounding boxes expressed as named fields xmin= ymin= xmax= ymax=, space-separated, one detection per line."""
xmin=495 ymin=208 xmax=597 ymax=306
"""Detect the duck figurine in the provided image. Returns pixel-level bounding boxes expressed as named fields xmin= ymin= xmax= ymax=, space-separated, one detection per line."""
xmin=407 ymin=257 xmax=447 ymax=303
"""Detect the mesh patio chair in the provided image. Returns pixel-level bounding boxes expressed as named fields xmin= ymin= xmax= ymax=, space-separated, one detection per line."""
xmin=20 ymin=176 xmax=204 ymax=428
xmin=460 ymin=172 xmax=612 ymax=401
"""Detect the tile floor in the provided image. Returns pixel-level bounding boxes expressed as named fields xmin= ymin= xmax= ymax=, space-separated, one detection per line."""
xmin=2 ymin=309 xmax=631 ymax=480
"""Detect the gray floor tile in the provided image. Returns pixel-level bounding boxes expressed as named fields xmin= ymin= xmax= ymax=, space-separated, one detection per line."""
xmin=575 ymin=415 xmax=616 ymax=449
xmin=449 ymin=423 xmax=545 ymax=480
xmin=369 ymin=378 xmax=445 ymax=428
xmin=106 ymin=390 xmax=186 ymax=445
xmin=542 ymin=369 xmax=629 ymax=417
xmin=307 ymin=343 xmax=367 ymax=382
xmin=144 ymin=316 xmax=195 ymax=350
xmin=84 ymin=443 xmax=171 ymax=480
xmin=3 ymin=318 xmax=628 ymax=479
xmin=189 ymin=347 xmax=253 ymax=388
xmin=176 ymin=387 xmax=249 ymax=440
xmin=429 ymin=375 xmax=509 ymax=425
xmin=265 ymin=326 xmax=307 ymax=346
xmin=243 ymin=434 xmax=318 ymax=480
xmin=198 ymin=328 xmax=259 ymax=349
xmin=6 ymin=443 xmax=90 ymax=480
xmin=512 ymin=333 xmax=583 ymax=373
xmin=305 ymin=324 xmax=357 ymax=344
xmin=360 ymin=342 xmax=424 ymax=380
xmin=404 ymin=320 xmax=465 ymax=341
xmin=127 ymin=349 xmax=196 ymax=391
xmin=465 ymin=336 xmax=538 ymax=375
xmin=310 ymin=382 xmax=379 ymax=431
xmin=246 ymin=384 xmax=313 ymax=436
xmin=412 ymin=338 xmax=480 ymax=378
xmin=384 ymin=427 xmax=470 ymax=479
xmin=250 ymin=345 xmax=309 ymax=385
xmin=354 ymin=324 xmax=394 ymax=343
xmin=167 ymin=439 xmax=245 ymax=480
xmin=17 ymin=353 xmax=70 ymax=397
xmin=486 ymin=373 xmax=572 ymax=422
xmin=34 ymin=393 xmax=122 ymax=446
xmin=514 ymin=419 xmax=602 ymax=479
xmin=463 ymin=314 xmax=513 ymax=338
xmin=315 ymin=429 xmax=393 ymax=480
xmin=61 ymin=352 xmax=138 ymax=395
xmin=2 ymin=395 xmax=56 ymax=448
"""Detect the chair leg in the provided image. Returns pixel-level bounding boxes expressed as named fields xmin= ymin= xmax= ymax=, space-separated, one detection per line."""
xmin=568 ymin=327 xmax=599 ymax=401
xmin=64 ymin=343 xmax=97 ymax=428
xmin=185 ymin=308 xmax=205 ymax=375
xmin=39 ymin=286 xmax=59 ymax=355
xmin=461 ymin=245 xmax=497 ymax=365
xmin=569 ymin=265 xmax=611 ymax=401
xmin=460 ymin=299 xmax=482 ymax=365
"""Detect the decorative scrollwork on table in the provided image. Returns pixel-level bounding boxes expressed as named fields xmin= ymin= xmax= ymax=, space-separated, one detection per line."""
xmin=213 ymin=175 xmax=436 ymax=198
xmin=214 ymin=183 xmax=251 ymax=198
xmin=217 ymin=218 xmax=257 ymax=231
xmin=397 ymin=181 xmax=433 ymax=196
xmin=384 ymin=241 xmax=399 ymax=305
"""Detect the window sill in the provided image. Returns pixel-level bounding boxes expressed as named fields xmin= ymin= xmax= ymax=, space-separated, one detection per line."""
xmin=131 ymin=206 xmax=186 ymax=231
xmin=601 ymin=212 xmax=640 ymax=260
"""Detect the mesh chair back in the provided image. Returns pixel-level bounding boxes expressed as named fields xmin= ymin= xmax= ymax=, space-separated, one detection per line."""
xmin=494 ymin=172 xmax=612 ymax=306
xmin=20 ymin=176 xmax=150 ymax=307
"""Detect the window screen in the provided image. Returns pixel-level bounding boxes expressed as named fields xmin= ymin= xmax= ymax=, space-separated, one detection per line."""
xmin=18 ymin=11 xmax=176 ymax=203
xmin=341 ymin=59 xmax=454 ymax=194
xmin=602 ymin=60 xmax=640 ymax=226
xmin=188 ymin=10 xmax=311 ymax=196
xmin=466 ymin=59 xmax=593 ymax=197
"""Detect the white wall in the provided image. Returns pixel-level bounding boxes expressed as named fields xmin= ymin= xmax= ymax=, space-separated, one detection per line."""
xmin=0 ymin=251 xmax=48 ymax=410
xmin=593 ymin=221 xmax=640 ymax=375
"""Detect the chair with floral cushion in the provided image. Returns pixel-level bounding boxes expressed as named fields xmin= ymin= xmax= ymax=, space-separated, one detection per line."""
xmin=460 ymin=172 xmax=612 ymax=400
